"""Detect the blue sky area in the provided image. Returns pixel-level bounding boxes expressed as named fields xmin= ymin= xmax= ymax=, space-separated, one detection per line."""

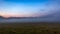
xmin=0 ymin=0 xmax=60 ymax=17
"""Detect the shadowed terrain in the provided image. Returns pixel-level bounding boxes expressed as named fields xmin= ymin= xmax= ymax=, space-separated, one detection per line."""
xmin=0 ymin=22 xmax=60 ymax=34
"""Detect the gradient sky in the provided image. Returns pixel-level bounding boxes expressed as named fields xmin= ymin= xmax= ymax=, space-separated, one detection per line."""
xmin=0 ymin=0 xmax=60 ymax=18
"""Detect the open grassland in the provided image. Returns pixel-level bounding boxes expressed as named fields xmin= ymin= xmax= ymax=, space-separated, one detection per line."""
xmin=0 ymin=22 xmax=60 ymax=34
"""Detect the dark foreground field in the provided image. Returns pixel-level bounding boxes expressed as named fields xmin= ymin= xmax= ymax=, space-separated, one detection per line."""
xmin=0 ymin=22 xmax=60 ymax=34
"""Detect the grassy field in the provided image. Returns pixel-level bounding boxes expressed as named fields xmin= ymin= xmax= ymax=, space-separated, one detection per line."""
xmin=0 ymin=22 xmax=60 ymax=34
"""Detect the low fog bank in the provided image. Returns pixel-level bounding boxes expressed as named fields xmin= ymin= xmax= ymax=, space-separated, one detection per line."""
xmin=0 ymin=18 xmax=60 ymax=23
xmin=0 ymin=11 xmax=60 ymax=23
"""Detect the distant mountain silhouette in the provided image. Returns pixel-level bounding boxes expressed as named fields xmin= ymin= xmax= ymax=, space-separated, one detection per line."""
xmin=38 ymin=11 xmax=60 ymax=22
xmin=0 ymin=16 xmax=5 ymax=19
xmin=0 ymin=11 xmax=60 ymax=22
xmin=8 ymin=17 xmax=26 ymax=19
xmin=7 ymin=17 xmax=38 ymax=19
xmin=0 ymin=10 xmax=60 ymax=22
xmin=42 ymin=11 xmax=60 ymax=19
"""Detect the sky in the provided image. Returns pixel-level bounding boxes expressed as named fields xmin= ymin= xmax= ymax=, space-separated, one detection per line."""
xmin=0 ymin=0 xmax=60 ymax=18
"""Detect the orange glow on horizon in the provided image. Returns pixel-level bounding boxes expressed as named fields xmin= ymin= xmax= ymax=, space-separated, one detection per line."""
xmin=0 ymin=12 xmax=48 ymax=18
xmin=0 ymin=13 xmax=37 ymax=18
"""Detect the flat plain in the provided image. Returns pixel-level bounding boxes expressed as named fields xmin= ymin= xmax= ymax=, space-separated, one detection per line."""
xmin=0 ymin=22 xmax=60 ymax=34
